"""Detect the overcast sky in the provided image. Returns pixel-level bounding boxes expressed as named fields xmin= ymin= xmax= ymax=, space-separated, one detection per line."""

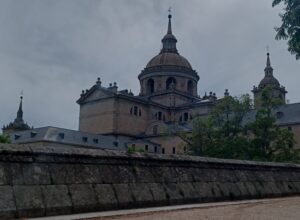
xmin=0 ymin=0 xmax=299 ymax=131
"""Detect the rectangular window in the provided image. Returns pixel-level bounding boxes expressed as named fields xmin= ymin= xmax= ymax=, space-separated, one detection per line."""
xmin=162 ymin=148 xmax=165 ymax=154
xmin=288 ymin=126 xmax=292 ymax=131
xmin=145 ymin=145 xmax=148 ymax=151
xmin=30 ymin=132 xmax=37 ymax=138
xmin=172 ymin=147 xmax=176 ymax=154
xmin=154 ymin=146 xmax=157 ymax=153
xmin=93 ymin=138 xmax=98 ymax=144
xmin=134 ymin=106 xmax=138 ymax=116
xmin=58 ymin=133 xmax=64 ymax=139
xmin=82 ymin=137 xmax=88 ymax=142
xmin=113 ymin=141 xmax=119 ymax=147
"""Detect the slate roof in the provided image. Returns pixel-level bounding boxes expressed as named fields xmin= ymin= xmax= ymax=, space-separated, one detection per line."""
xmin=243 ymin=103 xmax=300 ymax=125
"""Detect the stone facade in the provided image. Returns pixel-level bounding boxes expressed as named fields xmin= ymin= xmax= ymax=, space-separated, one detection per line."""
xmin=77 ymin=14 xmax=217 ymax=154
xmin=0 ymin=143 xmax=300 ymax=218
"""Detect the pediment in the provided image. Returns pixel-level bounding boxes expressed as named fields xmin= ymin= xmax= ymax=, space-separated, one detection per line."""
xmin=79 ymin=87 xmax=114 ymax=103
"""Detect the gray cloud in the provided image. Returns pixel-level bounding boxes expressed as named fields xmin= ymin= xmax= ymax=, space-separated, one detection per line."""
xmin=0 ymin=0 xmax=299 ymax=130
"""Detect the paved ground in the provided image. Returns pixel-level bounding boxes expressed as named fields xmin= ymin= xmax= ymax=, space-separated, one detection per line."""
xmin=31 ymin=197 xmax=300 ymax=220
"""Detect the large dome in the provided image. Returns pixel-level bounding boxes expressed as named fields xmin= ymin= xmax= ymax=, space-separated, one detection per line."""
xmin=146 ymin=52 xmax=192 ymax=69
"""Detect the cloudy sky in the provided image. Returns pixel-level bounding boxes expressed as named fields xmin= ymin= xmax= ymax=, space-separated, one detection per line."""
xmin=0 ymin=0 xmax=299 ymax=131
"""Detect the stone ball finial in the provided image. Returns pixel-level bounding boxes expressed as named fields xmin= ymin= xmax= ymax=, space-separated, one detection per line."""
xmin=96 ymin=77 xmax=101 ymax=86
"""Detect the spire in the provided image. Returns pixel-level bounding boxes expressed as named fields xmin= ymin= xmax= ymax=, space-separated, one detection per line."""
xmin=264 ymin=52 xmax=273 ymax=77
xmin=266 ymin=52 xmax=271 ymax=67
xmin=16 ymin=95 xmax=23 ymax=121
xmin=167 ymin=10 xmax=172 ymax=34
xmin=160 ymin=10 xmax=178 ymax=54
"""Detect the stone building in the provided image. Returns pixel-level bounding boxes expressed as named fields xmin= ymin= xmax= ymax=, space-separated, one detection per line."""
xmin=77 ymin=14 xmax=218 ymax=154
xmin=3 ymin=13 xmax=300 ymax=153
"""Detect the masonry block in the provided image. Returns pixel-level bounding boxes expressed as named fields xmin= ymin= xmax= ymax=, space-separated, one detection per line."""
xmin=41 ymin=185 xmax=72 ymax=216
xmin=112 ymin=184 xmax=135 ymax=208
xmin=94 ymin=184 xmax=118 ymax=210
xmin=0 ymin=186 xmax=16 ymax=219
xmin=14 ymin=185 xmax=45 ymax=218
xmin=147 ymin=183 xmax=168 ymax=206
xmin=75 ymin=164 xmax=102 ymax=184
xmin=129 ymin=183 xmax=154 ymax=207
xmin=49 ymin=164 xmax=76 ymax=184
xmin=22 ymin=164 xmax=51 ymax=185
xmin=68 ymin=184 xmax=98 ymax=213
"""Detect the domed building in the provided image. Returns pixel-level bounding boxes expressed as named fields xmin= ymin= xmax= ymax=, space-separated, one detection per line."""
xmin=76 ymin=14 xmax=218 ymax=154
xmin=252 ymin=53 xmax=287 ymax=107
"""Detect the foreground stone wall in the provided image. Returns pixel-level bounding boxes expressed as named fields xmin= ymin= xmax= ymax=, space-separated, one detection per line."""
xmin=0 ymin=144 xmax=300 ymax=218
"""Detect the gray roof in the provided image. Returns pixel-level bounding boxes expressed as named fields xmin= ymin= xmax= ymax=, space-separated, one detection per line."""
xmin=9 ymin=126 xmax=133 ymax=150
xmin=243 ymin=103 xmax=300 ymax=125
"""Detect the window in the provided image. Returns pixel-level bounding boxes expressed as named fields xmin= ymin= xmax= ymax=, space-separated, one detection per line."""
xmin=184 ymin=112 xmax=189 ymax=121
xmin=184 ymin=146 xmax=187 ymax=152
xmin=14 ymin=134 xmax=21 ymax=140
xmin=30 ymin=132 xmax=37 ymax=138
xmin=154 ymin=146 xmax=157 ymax=153
xmin=158 ymin=112 xmax=162 ymax=120
xmin=153 ymin=125 xmax=158 ymax=135
xmin=288 ymin=126 xmax=292 ymax=131
xmin=93 ymin=138 xmax=98 ymax=144
xmin=155 ymin=111 xmax=164 ymax=121
xmin=113 ymin=141 xmax=119 ymax=147
xmin=145 ymin=145 xmax=148 ymax=151
xmin=172 ymin=147 xmax=176 ymax=154
xmin=139 ymin=109 xmax=142 ymax=116
xmin=147 ymin=79 xmax=155 ymax=94
xmin=276 ymin=111 xmax=283 ymax=119
xmin=162 ymin=148 xmax=165 ymax=154
xmin=58 ymin=133 xmax=65 ymax=139
xmin=166 ymin=77 xmax=176 ymax=90
xmin=130 ymin=108 xmax=133 ymax=115
xmin=134 ymin=106 xmax=138 ymax=116
xmin=82 ymin=137 xmax=88 ymax=142
xmin=187 ymin=80 xmax=193 ymax=94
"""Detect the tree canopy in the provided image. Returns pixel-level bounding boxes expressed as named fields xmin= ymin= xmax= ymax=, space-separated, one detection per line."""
xmin=187 ymin=89 xmax=299 ymax=163
xmin=0 ymin=134 xmax=10 ymax=144
xmin=272 ymin=0 xmax=300 ymax=59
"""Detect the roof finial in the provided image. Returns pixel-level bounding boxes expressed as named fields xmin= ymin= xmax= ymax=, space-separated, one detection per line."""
xmin=167 ymin=7 xmax=172 ymax=34
xmin=17 ymin=92 xmax=23 ymax=120
xmin=266 ymin=51 xmax=271 ymax=67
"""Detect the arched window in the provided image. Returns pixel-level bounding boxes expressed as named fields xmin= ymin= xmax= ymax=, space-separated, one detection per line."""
xmin=187 ymin=80 xmax=193 ymax=95
xmin=153 ymin=125 xmax=158 ymax=135
xmin=166 ymin=77 xmax=176 ymax=90
xmin=134 ymin=106 xmax=138 ymax=116
xmin=184 ymin=112 xmax=189 ymax=121
xmin=146 ymin=79 xmax=155 ymax=94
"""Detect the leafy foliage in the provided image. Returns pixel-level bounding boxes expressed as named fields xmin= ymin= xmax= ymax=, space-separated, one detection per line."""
xmin=0 ymin=134 xmax=10 ymax=144
xmin=188 ymin=89 xmax=299 ymax=163
xmin=272 ymin=0 xmax=300 ymax=59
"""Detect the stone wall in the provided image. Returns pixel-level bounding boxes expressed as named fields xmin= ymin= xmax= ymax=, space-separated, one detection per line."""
xmin=1 ymin=143 xmax=300 ymax=218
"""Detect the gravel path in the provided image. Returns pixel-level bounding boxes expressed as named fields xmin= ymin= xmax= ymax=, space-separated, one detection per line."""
xmin=85 ymin=197 xmax=300 ymax=220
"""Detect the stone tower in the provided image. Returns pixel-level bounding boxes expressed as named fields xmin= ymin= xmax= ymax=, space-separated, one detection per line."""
xmin=252 ymin=53 xmax=287 ymax=108
xmin=138 ymin=13 xmax=199 ymax=99
xmin=2 ymin=96 xmax=31 ymax=135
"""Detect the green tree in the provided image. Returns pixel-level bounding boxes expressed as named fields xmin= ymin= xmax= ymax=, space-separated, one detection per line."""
xmin=0 ymin=134 xmax=10 ymax=144
xmin=188 ymin=89 xmax=299 ymax=163
xmin=249 ymin=87 xmax=299 ymax=162
xmin=189 ymin=95 xmax=253 ymax=160
xmin=272 ymin=0 xmax=300 ymax=59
